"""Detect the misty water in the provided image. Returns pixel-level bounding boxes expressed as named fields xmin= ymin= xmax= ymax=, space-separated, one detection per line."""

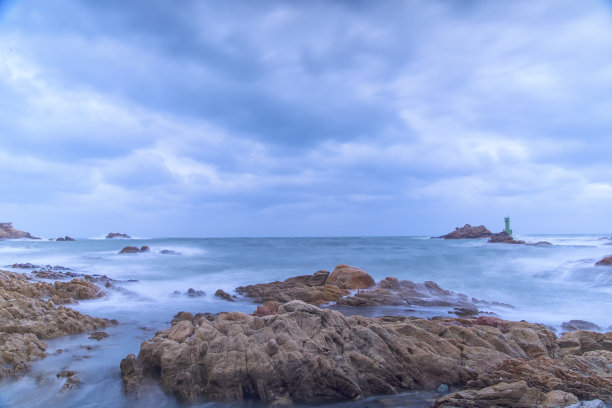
xmin=1 ymin=235 xmax=612 ymax=407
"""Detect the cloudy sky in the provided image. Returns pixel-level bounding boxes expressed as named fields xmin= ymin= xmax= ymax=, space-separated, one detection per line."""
xmin=1 ymin=0 xmax=611 ymax=237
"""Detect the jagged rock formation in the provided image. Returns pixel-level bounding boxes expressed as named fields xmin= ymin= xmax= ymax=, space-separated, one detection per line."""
xmin=119 ymin=246 xmax=150 ymax=254
xmin=439 ymin=224 xmax=492 ymax=239
xmin=120 ymin=301 xmax=612 ymax=406
xmin=489 ymin=231 xmax=526 ymax=244
xmin=0 ymin=223 xmax=39 ymax=240
xmin=0 ymin=270 xmax=114 ymax=377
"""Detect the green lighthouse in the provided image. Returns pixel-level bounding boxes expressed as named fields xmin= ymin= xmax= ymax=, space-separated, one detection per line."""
xmin=504 ymin=216 xmax=512 ymax=235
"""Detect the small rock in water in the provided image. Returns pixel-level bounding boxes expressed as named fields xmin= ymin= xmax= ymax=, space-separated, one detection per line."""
xmin=214 ymin=289 xmax=235 ymax=301
xmin=88 ymin=331 xmax=109 ymax=341
xmin=561 ymin=319 xmax=601 ymax=332
xmin=186 ymin=288 xmax=205 ymax=297
xmin=160 ymin=249 xmax=181 ymax=255
xmin=436 ymin=384 xmax=449 ymax=393
xmin=595 ymin=255 xmax=612 ymax=266
xmin=453 ymin=306 xmax=478 ymax=317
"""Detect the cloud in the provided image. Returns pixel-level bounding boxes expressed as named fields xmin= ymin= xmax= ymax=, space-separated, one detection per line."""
xmin=0 ymin=0 xmax=611 ymax=236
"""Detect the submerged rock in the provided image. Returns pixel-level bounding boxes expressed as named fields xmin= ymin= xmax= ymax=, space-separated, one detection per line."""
xmin=106 ymin=232 xmax=131 ymax=239
xmin=120 ymin=301 xmax=612 ymax=405
xmin=159 ymin=249 xmax=181 ymax=255
xmin=56 ymin=236 xmax=75 ymax=241
xmin=439 ymin=224 xmax=492 ymax=239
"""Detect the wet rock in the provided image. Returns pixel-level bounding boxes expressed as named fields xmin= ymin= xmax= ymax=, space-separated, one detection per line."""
xmin=307 ymin=270 xmax=330 ymax=286
xmin=489 ymin=231 xmax=526 ymax=244
xmin=122 ymin=301 xmax=596 ymax=405
xmin=119 ymin=246 xmax=149 ymax=254
xmin=439 ymin=224 xmax=492 ymax=239
xmin=595 ymin=256 xmax=612 ymax=266
xmin=561 ymin=320 xmax=601 ymax=332
xmin=59 ymin=371 xmax=81 ymax=392
xmin=453 ymin=306 xmax=479 ymax=317
xmin=88 ymin=331 xmax=109 ymax=341
xmin=120 ymin=354 xmax=144 ymax=396
xmin=214 ymin=289 xmax=235 ymax=301
xmin=326 ymin=264 xmax=375 ymax=289
xmin=557 ymin=331 xmax=612 ymax=355
xmin=528 ymin=241 xmax=553 ymax=247
xmin=56 ymin=236 xmax=75 ymax=241
xmin=186 ymin=288 xmax=205 ymax=297
xmin=106 ymin=232 xmax=131 ymax=239
xmin=9 ymin=263 xmax=42 ymax=269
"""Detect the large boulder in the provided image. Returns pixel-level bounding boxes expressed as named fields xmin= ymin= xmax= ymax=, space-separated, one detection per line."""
xmin=119 ymin=301 xmax=612 ymax=405
xmin=326 ymin=264 xmax=375 ymax=289
xmin=439 ymin=224 xmax=492 ymax=239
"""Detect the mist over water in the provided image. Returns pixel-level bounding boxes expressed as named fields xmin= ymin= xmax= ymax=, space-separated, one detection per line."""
xmin=0 ymin=235 xmax=611 ymax=407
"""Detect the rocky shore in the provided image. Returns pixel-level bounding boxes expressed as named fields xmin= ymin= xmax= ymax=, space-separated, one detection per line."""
xmin=0 ymin=223 xmax=40 ymax=239
xmin=439 ymin=224 xmax=492 ymax=239
xmin=121 ymin=300 xmax=612 ymax=406
xmin=0 ymin=269 xmax=115 ymax=378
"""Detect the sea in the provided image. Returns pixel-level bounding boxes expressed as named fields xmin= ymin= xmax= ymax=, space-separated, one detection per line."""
xmin=0 ymin=234 xmax=611 ymax=408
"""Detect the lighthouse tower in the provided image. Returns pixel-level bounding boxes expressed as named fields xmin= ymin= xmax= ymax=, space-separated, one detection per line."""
xmin=504 ymin=216 xmax=512 ymax=235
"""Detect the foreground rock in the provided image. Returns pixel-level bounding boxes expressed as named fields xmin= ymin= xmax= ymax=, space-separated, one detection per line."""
xmin=0 ymin=222 xmax=40 ymax=240
xmin=595 ymin=256 xmax=612 ymax=266
xmin=326 ymin=264 xmax=375 ymax=289
xmin=0 ymin=269 xmax=115 ymax=377
xmin=106 ymin=232 xmax=131 ymax=239
xmin=121 ymin=301 xmax=612 ymax=405
xmin=439 ymin=224 xmax=492 ymax=239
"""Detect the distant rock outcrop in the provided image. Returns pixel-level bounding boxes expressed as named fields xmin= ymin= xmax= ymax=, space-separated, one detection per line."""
xmin=595 ymin=256 xmax=612 ymax=266
xmin=488 ymin=231 xmax=526 ymax=244
xmin=439 ymin=224 xmax=492 ymax=239
xmin=119 ymin=246 xmax=150 ymax=254
xmin=56 ymin=236 xmax=75 ymax=241
xmin=0 ymin=223 xmax=40 ymax=240
xmin=106 ymin=232 xmax=131 ymax=239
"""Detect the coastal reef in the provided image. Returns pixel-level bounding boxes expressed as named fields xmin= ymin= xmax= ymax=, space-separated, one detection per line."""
xmin=439 ymin=224 xmax=492 ymax=239
xmin=121 ymin=300 xmax=612 ymax=406
xmin=106 ymin=232 xmax=131 ymax=239
xmin=0 ymin=270 xmax=114 ymax=377
xmin=0 ymin=222 xmax=39 ymax=240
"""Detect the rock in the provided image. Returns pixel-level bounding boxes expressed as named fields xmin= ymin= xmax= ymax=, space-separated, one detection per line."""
xmin=557 ymin=331 xmax=612 ymax=355
xmin=439 ymin=224 xmax=492 ymax=239
xmin=118 ymin=246 xmax=149 ymax=254
xmin=252 ymin=300 xmax=280 ymax=317
xmin=56 ymin=236 xmax=75 ymax=241
xmin=160 ymin=249 xmax=181 ymax=255
xmin=214 ymin=289 xmax=235 ymax=302
xmin=434 ymin=380 xmax=545 ymax=407
xmin=120 ymin=354 xmax=144 ymax=396
xmin=453 ymin=306 xmax=479 ymax=317
xmin=326 ymin=264 xmax=375 ymax=289
xmin=58 ymin=370 xmax=81 ymax=392
xmin=122 ymin=301 xmax=609 ymax=405
xmin=236 ymin=269 xmax=350 ymax=305
xmin=542 ymin=390 xmax=579 ymax=407
xmin=489 ymin=231 xmax=526 ymax=244
xmin=0 ymin=271 xmax=104 ymax=302
xmin=595 ymin=256 xmax=612 ymax=266
xmin=106 ymin=232 xmax=131 ymax=239
xmin=561 ymin=320 xmax=602 ymax=332
xmin=567 ymin=400 xmax=606 ymax=408
xmin=88 ymin=331 xmax=109 ymax=341
xmin=186 ymin=288 xmax=205 ymax=297
xmin=528 ymin=241 xmax=553 ymax=247
xmin=0 ymin=222 xmax=40 ymax=240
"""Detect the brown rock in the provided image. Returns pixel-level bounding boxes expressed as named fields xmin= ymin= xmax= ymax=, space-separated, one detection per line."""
xmin=252 ymin=300 xmax=280 ymax=316
xmin=88 ymin=331 xmax=109 ymax=341
xmin=121 ymin=301 xmax=603 ymax=405
xmin=595 ymin=256 xmax=612 ymax=266
xmin=561 ymin=320 xmax=601 ymax=332
xmin=119 ymin=246 xmax=140 ymax=254
xmin=439 ymin=224 xmax=492 ymax=239
xmin=326 ymin=264 xmax=375 ymax=289
xmin=489 ymin=231 xmax=526 ymax=244
xmin=120 ymin=354 xmax=144 ymax=396
xmin=542 ymin=390 xmax=579 ymax=407
xmin=0 ymin=222 xmax=40 ymax=240
xmin=106 ymin=232 xmax=131 ymax=239
xmin=214 ymin=289 xmax=235 ymax=302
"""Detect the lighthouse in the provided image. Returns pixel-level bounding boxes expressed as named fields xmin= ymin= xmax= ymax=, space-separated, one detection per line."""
xmin=504 ymin=216 xmax=512 ymax=235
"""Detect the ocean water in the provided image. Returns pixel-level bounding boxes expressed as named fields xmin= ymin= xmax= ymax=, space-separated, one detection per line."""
xmin=0 ymin=235 xmax=611 ymax=407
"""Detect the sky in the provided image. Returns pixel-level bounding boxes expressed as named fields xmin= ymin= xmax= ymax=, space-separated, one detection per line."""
xmin=1 ymin=0 xmax=612 ymax=238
